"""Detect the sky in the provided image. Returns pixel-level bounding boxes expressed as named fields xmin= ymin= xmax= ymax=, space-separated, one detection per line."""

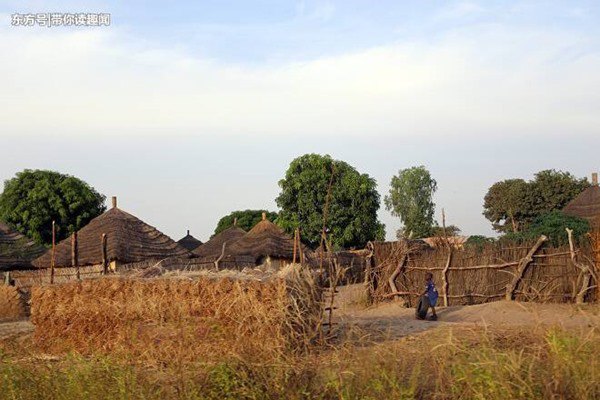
xmin=0 ymin=1 xmax=599 ymax=242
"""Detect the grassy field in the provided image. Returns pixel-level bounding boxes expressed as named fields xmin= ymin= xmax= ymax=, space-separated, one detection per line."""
xmin=1 ymin=323 xmax=598 ymax=399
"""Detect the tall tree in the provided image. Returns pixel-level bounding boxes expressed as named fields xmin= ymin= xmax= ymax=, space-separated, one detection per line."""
xmin=385 ymin=166 xmax=437 ymax=238
xmin=483 ymin=179 xmax=529 ymax=233
xmin=0 ymin=170 xmax=106 ymax=245
xmin=526 ymin=170 xmax=589 ymax=216
xmin=483 ymin=170 xmax=589 ymax=233
xmin=276 ymin=154 xmax=385 ymax=249
xmin=213 ymin=209 xmax=278 ymax=237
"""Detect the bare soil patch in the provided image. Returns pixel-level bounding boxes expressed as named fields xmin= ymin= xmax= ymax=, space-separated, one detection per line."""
xmin=334 ymin=284 xmax=600 ymax=340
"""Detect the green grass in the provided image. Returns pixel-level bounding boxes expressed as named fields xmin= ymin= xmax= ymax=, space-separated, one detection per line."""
xmin=1 ymin=326 xmax=599 ymax=399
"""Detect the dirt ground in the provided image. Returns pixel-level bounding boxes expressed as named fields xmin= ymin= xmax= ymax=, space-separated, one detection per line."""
xmin=332 ymin=284 xmax=600 ymax=340
xmin=0 ymin=319 xmax=33 ymax=340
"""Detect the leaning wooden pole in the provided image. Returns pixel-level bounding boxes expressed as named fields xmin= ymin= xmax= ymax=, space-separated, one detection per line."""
xmin=101 ymin=233 xmax=108 ymax=275
xmin=442 ymin=249 xmax=453 ymax=307
xmin=388 ymin=254 xmax=407 ymax=303
xmin=72 ymin=232 xmax=79 ymax=281
xmin=50 ymin=220 xmax=56 ymax=284
xmin=505 ymin=235 xmax=547 ymax=301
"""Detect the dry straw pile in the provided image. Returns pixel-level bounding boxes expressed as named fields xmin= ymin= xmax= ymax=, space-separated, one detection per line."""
xmin=0 ymin=285 xmax=26 ymax=321
xmin=30 ymin=265 xmax=322 ymax=364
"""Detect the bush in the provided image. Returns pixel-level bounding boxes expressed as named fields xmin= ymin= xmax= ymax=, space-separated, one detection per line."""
xmin=502 ymin=211 xmax=590 ymax=247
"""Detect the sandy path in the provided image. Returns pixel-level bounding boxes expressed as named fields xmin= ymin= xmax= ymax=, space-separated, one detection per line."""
xmin=333 ymin=284 xmax=600 ymax=339
xmin=0 ymin=319 xmax=34 ymax=340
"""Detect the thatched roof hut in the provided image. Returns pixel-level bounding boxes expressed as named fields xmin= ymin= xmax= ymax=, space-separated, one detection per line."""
xmin=177 ymin=230 xmax=203 ymax=251
xmin=563 ymin=173 xmax=600 ymax=227
xmin=0 ymin=221 xmax=45 ymax=271
xmin=33 ymin=197 xmax=189 ymax=268
xmin=192 ymin=224 xmax=246 ymax=261
xmin=226 ymin=213 xmax=312 ymax=265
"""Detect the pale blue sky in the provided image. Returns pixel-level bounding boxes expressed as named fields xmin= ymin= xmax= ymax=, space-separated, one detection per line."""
xmin=0 ymin=1 xmax=599 ymax=242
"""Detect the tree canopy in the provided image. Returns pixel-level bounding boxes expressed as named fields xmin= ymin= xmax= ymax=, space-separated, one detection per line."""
xmin=483 ymin=170 xmax=588 ymax=233
xmin=384 ymin=166 xmax=437 ymax=239
xmin=276 ymin=154 xmax=385 ymax=249
xmin=213 ymin=209 xmax=278 ymax=237
xmin=0 ymin=170 xmax=106 ymax=245
xmin=430 ymin=225 xmax=461 ymax=237
xmin=464 ymin=235 xmax=496 ymax=250
xmin=503 ymin=211 xmax=590 ymax=247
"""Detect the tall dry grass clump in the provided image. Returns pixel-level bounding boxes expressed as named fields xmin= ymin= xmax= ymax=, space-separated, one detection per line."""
xmin=30 ymin=265 xmax=322 ymax=364
xmin=0 ymin=285 xmax=26 ymax=321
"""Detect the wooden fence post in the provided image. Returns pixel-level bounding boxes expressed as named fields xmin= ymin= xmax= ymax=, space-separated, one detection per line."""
xmin=292 ymin=228 xmax=298 ymax=264
xmin=442 ymin=250 xmax=453 ymax=307
xmin=298 ymin=230 xmax=305 ymax=265
xmin=72 ymin=232 xmax=79 ymax=280
xmin=50 ymin=220 xmax=56 ymax=284
xmin=566 ymin=228 xmax=594 ymax=304
xmin=214 ymin=242 xmax=226 ymax=271
xmin=101 ymin=233 xmax=108 ymax=275
xmin=388 ymin=254 xmax=407 ymax=303
xmin=505 ymin=235 xmax=547 ymax=301
xmin=363 ymin=242 xmax=374 ymax=306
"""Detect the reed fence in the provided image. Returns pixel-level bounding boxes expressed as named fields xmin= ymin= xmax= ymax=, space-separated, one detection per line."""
xmin=364 ymin=235 xmax=598 ymax=306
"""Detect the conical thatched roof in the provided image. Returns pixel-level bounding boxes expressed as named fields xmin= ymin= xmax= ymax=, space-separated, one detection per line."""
xmin=226 ymin=214 xmax=311 ymax=263
xmin=33 ymin=204 xmax=190 ymax=268
xmin=177 ymin=230 xmax=203 ymax=251
xmin=0 ymin=221 xmax=46 ymax=271
xmin=563 ymin=184 xmax=600 ymax=227
xmin=192 ymin=225 xmax=246 ymax=261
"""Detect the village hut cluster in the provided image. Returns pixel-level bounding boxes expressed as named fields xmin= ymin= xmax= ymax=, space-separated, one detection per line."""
xmin=1 ymin=173 xmax=600 ymax=325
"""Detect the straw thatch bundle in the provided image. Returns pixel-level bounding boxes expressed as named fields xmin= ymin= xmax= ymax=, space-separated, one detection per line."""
xmin=0 ymin=221 xmax=45 ymax=271
xmin=0 ymin=285 xmax=26 ymax=321
xmin=177 ymin=230 xmax=203 ymax=251
xmin=33 ymin=205 xmax=189 ymax=269
xmin=30 ymin=265 xmax=322 ymax=362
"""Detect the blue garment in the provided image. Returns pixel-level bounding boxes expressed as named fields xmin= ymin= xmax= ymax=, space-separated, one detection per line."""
xmin=426 ymin=281 xmax=438 ymax=307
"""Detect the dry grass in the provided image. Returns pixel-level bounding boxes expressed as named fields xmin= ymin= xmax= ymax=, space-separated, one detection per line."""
xmin=0 ymin=285 xmax=26 ymax=321
xmin=30 ymin=265 xmax=322 ymax=365
xmin=0 ymin=324 xmax=599 ymax=399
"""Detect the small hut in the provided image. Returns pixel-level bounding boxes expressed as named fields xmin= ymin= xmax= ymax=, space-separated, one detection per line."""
xmin=226 ymin=213 xmax=312 ymax=269
xmin=177 ymin=230 xmax=203 ymax=251
xmin=33 ymin=197 xmax=189 ymax=269
xmin=0 ymin=222 xmax=45 ymax=271
xmin=192 ymin=222 xmax=246 ymax=262
xmin=563 ymin=173 xmax=600 ymax=228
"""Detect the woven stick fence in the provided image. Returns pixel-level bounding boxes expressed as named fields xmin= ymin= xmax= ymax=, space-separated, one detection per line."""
xmin=365 ymin=235 xmax=597 ymax=306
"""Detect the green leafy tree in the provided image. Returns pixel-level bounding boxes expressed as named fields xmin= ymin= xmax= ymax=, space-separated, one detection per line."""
xmin=430 ymin=225 xmax=461 ymax=237
xmin=483 ymin=179 xmax=529 ymax=233
xmin=213 ymin=209 xmax=278 ymax=237
xmin=276 ymin=154 xmax=385 ymax=249
xmin=0 ymin=170 xmax=106 ymax=245
xmin=464 ymin=235 xmax=496 ymax=250
xmin=484 ymin=170 xmax=589 ymax=233
xmin=525 ymin=170 xmax=589 ymax=217
xmin=385 ymin=166 xmax=437 ymax=239
xmin=504 ymin=211 xmax=590 ymax=247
